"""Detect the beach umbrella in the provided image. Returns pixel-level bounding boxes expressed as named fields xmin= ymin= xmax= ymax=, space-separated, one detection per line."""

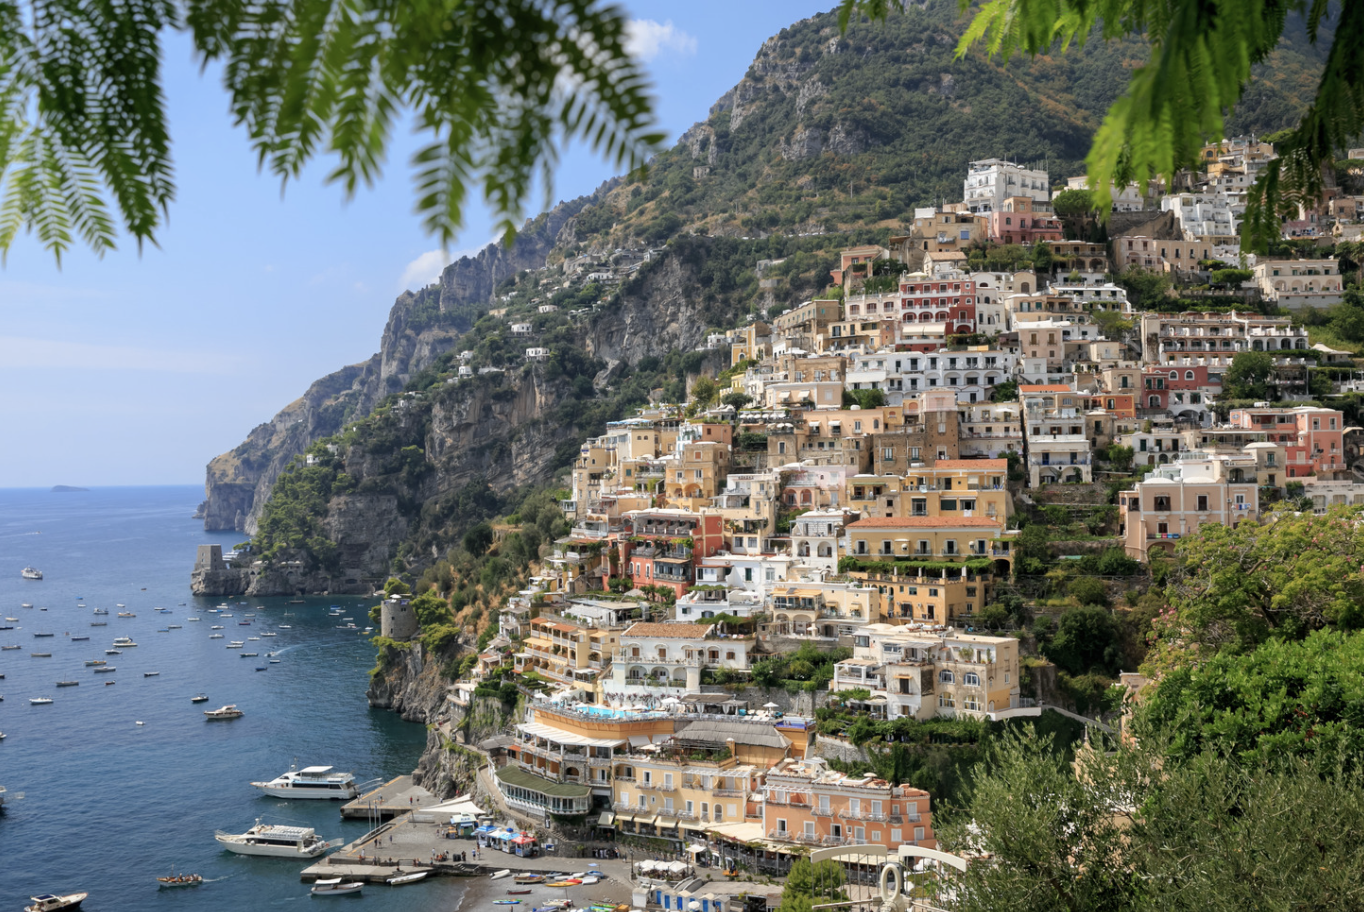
xmin=762 ymin=702 xmax=779 ymax=709
xmin=668 ymin=860 xmax=688 ymax=874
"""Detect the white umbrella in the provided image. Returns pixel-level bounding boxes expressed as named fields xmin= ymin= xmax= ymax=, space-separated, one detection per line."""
xmin=762 ymin=702 xmax=779 ymax=709
xmin=661 ymin=696 xmax=682 ymax=705
xmin=668 ymin=860 xmax=688 ymax=874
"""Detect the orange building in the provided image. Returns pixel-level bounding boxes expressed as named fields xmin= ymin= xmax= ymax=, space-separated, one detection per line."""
xmin=761 ymin=757 xmax=935 ymax=849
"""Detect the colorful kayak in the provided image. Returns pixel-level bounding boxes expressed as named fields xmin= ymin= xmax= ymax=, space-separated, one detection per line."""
xmin=493 ymin=901 xmax=522 ymax=906
xmin=546 ymin=881 xmax=582 ymax=887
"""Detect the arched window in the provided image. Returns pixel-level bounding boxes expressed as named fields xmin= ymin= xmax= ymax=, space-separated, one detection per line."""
xmin=1185 ymin=370 xmax=1195 ymax=380
xmin=964 ymin=672 xmax=980 ymax=686
xmin=1169 ymin=370 xmax=1178 ymax=380
xmin=938 ymin=670 xmax=955 ymax=683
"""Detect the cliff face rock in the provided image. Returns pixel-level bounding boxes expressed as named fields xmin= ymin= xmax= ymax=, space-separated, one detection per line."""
xmin=583 ymin=254 xmax=711 ymax=364
xmin=367 ymin=640 xmax=453 ymax=723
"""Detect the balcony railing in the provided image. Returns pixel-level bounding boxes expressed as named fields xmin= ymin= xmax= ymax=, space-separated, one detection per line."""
xmin=812 ymin=807 xmax=834 ymax=817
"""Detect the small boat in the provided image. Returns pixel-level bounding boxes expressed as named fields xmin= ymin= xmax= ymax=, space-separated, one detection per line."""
xmin=387 ymin=872 xmax=428 ymax=886
xmin=94 ymin=667 xmax=116 ymax=673
xmin=288 ymin=599 xmax=305 ymax=604
xmin=157 ymin=874 xmax=202 ymax=888
xmin=188 ymin=617 xmax=201 ymax=621
xmin=278 ymin=625 xmax=292 ymax=629
xmin=514 ymin=874 xmax=545 ymax=885
xmin=269 ymin=660 xmax=280 ymax=664
xmin=490 ymin=870 xmax=512 ymax=880
xmin=69 ymin=636 xmax=89 ymax=641
xmin=221 ymin=613 xmax=233 ymax=618
xmin=105 ymin=649 xmax=121 ymax=655
xmin=21 ymin=603 xmax=32 ymax=608
xmin=144 ymin=671 xmax=160 ymax=677
xmin=112 ymin=637 xmax=136 ymax=647
xmin=240 ymin=652 xmax=259 ymax=657
xmin=31 ymin=652 xmax=52 ymax=658
xmin=92 ymin=608 xmax=108 ymax=615
xmin=545 ymin=880 xmax=582 ymax=887
xmin=191 ymin=694 xmax=209 ymax=703
xmin=115 ymin=604 xmax=125 ymax=608
xmin=204 ymin=704 xmax=243 ymax=720
xmin=508 ymin=889 xmax=533 ymax=895
xmin=310 ymin=879 xmax=362 ymax=896
xmin=255 ymin=666 xmax=266 ymax=671
xmin=56 ymin=681 xmax=79 ymax=687
xmin=493 ymin=902 xmax=522 ymax=906
xmin=117 ymin=612 xmax=135 ymax=618
xmin=238 ymin=621 xmax=251 ymax=626
xmin=545 ymin=899 xmax=574 ymax=907
xmin=168 ymin=625 xmax=182 ymax=629
xmin=30 ymin=697 xmax=53 ymax=705
xmin=33 ymin=632 xmax=54 ymax=638
xmin=104 ymin=681 xmax=115 ymax=686
xmin=24 ymin=893 xmax=86 ymax=912
xmin=21 ymin=566 xmax=43 ymax=580
xmin=247 ymin=636 xmax=260 ymax=640
xmin=210 ymin=634 xmax=224 ymax=639
xmin=89 ymin=622 xmax=107 ymax=627
xmin=261 ymin=632 xmax=277 ymax=637
xmin=211 ymin=625 xmax=224 ymax=629
xmin=2 ymin=645 xmax=20 ymax=650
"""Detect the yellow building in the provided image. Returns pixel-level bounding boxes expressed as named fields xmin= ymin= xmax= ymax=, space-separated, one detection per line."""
xmin=514 ymin=617 xmax=618 ymax=687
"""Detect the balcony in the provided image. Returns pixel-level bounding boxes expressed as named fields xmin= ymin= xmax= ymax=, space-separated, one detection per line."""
xmin=812 ymin=807 xmax=835 ymax=817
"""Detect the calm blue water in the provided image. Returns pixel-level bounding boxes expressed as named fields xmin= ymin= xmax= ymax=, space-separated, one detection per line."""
xmin=0 ymin=486 xmax=461 ymax=911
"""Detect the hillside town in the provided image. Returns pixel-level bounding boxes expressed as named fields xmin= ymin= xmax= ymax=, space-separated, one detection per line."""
xmin=367 ymin=141 xmax=1364 ymax=877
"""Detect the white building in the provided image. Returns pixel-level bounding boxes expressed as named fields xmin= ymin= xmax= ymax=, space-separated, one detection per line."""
xmin=607 ymin=622 xmax=755 ymax=696
xmin=1065 ymin=175 xmax=1144 ymax=212
xmin=1253 ymin=259 xmax=1345 ymax=309
xmin=789 ymin=509 xmax=858 ymax=575
xmin=964 ymin=159 xmax=1050 ymax=214
xmin=1161 ymin=192 xmax=1237 ymax=239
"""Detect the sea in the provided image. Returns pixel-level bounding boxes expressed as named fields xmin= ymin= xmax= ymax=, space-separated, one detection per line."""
xmin=0 ymin=485 xmax=466 ymax=911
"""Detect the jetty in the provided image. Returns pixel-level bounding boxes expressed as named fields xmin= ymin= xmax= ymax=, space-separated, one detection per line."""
xmin=340 ymin=775 xmax=437 ymax=819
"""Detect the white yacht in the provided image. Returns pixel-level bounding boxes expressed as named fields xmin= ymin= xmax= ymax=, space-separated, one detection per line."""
xmin=214 ymin=820 xmax=335 ymax=857
xmin=250 ymin=764 xmax=361 ymax=800
xmin=204 ymin=704 xmax=243 ymax=720
xmin=21 ymin=567 xmax=43 ymax=580
xmin=111 ymin=637 xmax=137 ymax=647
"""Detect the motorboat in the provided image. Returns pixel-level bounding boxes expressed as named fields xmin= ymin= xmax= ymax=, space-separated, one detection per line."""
xmin=24 ymin=893 xmax=86 ymax=912
xmin=56 ymin=681 xmax=78 ymax=687
xmin=21 ymin=567 xmax=43 ymax=580
xmin=105 ymin=649 xmax=121 ymax=655
xmin=310 ymin=878 xmax=362 ymax=895
xmin=251 ymin=764 xmax=361 ymax=800
xmin=70 ymin=636 xmax=89 ymax=641
xmin=204 ymin=704 xmax=244 ymax=720
xmin=168 ymin=624 xmax=182 ymax=629
xmin=226 ymin=641 xmax=244 ymax=648
xmin=84 ymin=659 xmax=106 ymax=666
xmin=278 ymin=625 xmax=292 ymax=629
xmin=112 ymin=637 xmax=136 ymax=647
xmin=255 ymin=666 xmax=266 ymax=671
xmin=31 ymin=652 xmax=52 ymax=658
xmin=117 ymin=612 xmax=135 ymax=618
xmin=269 ymin=660 xmax=280 ymax=664
xmin=33 ymin=632 xmax=54 ymax=638
xmin=247 ymin=636 xmax=260 ymax=640
xmin=104 ymin=681 xmax=115 ymax=686
xmin=21 ymin=603 xmax=32 ymax=608
xmin=90 ymin=622 xmax=107 ymax=627
xmin=261 ymin=632 xmax=277 ymax=637
xmin=94 ymin=667 xmax=116 ymax=673
xmin=210 ymin=634 xmax=224 ymax=639
xmin=211 ymin=625 xmax=224 ymax=629
xmin=240 ymin=652 xmax=259 ymax=657
xmin=188 ymin=617 xmax=201 ymax=621
xmin=92 ymin=608 xmax=107 ymax=615
xmin=30 ymin=697 xmax=53 ymax=705
xmin=2 ymin=645 xmax=20 ymax=650
xmin=156 ymin=874 xmax=202 ymax=888
xmin=144 ymin=672 xmax=160 ymax=677
xmin=490 ymin=870 xmax=512 ymax=880
xmin=216 ymin=819 xmax=336 ymax=857
xmin=387 ymin=871 xmax=428 ymax=886
xmin=191 ymin=693 xmax=209 ymax=703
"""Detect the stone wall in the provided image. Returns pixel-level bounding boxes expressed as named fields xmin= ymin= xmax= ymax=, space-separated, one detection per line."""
xmin=812 ymin=734 xmax=872 ymax=766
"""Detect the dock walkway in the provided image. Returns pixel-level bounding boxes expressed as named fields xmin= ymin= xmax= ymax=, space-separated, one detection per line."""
xmin=341 ymin=774 xmax=437 ymax=819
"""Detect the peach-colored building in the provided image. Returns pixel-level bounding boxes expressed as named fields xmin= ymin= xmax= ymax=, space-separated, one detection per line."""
xmin=1227 ymin=406 xmax=1345 ymax=478
xmin=1117 ymin=452 xmax=1259 ymax=561
xmin=761 ymin=757 xmax=935 ymax=849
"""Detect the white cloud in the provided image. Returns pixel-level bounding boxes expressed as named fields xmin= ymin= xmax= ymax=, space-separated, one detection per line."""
xmin=399 ymin=249 xmax=450 ymax=291
xmin=626 ymin=19 xmax=698 ymax=63
xmin=0 ymin=336 xmax=245 ymax=374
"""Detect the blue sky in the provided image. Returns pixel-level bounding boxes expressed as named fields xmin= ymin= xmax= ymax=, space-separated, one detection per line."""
xmin=0 ymin=1 xmax=833 ymax=488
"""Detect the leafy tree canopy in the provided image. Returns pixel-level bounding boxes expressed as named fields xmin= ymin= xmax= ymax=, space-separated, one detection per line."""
xmin=1222 ymin=349 xmax=1275 ymax=401
xmin=1151 ymin=505 xmax=1364 ymax=669
xmin=1 ymin=0 xmax=662 ymax=260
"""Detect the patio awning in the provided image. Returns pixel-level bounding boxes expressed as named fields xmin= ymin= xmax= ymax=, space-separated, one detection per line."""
xmin=598 ymin=811 xmax=616 ymax=827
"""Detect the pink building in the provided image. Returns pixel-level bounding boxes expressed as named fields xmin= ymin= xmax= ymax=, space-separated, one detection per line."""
xmin=988 ymin=197 xmax=1063 ymax=245
xmin=760 ymin=757 xmax=936 ymax=850
xmin=898 ymin=274 xmax=977 ymax=333
xmin=1227 ymin=406 xmax=1344 ymax=478
xmin=1118 ymin=453 xmax=1260 ymax=561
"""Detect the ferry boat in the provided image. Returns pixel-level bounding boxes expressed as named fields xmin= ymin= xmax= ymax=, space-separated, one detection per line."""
xmin=214 ymin=820 xmax=335 ymax=857
xmin=250 ymin=764 xmax=361 ymax=800
xmin=24 ymin=893 xmax=87 ymax=912
xmin=21 ymin=567 xmax=43 ymax=580
xmin=204 ymin=704 xmax=244 ymax=720
xmin=111 ymin=637 xmax=137 ymax=647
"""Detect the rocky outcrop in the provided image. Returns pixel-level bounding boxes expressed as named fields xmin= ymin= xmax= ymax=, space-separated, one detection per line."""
xmin=780 ymin=126 xmax=823 ymax=161
xmin=583 ymin=253 xmax=714 ymax=364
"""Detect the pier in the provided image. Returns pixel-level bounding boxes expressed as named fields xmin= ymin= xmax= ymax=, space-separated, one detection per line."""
xmin=340 ymin=774 xmax=437 ymax=819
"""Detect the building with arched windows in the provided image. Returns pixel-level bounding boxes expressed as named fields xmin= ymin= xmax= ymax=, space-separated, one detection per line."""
xmin=1253 ymin=258 xmax=1344 ymax=309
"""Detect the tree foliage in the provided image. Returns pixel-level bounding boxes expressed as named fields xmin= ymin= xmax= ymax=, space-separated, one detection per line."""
xmin=1222 ymin=350 xmax=1275 ymax=400
xmin=1153 ymin=506 xmax=1364 ymax=667
xmin=1 ymin=0 xmax=663 ymax=259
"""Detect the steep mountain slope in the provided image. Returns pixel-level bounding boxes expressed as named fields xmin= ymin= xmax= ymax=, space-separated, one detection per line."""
xmin=200 ymin=0 xmax=1326 ymax=547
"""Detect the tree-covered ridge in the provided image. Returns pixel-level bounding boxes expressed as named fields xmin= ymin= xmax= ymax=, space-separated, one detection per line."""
xmin=553 ymin=2 xmax=1324 ymax=254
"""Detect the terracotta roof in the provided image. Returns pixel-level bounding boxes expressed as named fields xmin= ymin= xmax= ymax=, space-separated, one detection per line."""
xmin=1019 ymin=384 xmax=1074 ymax=393
xmin=847 ymin=516 xmax=1003 ymax=529
xmin=623 ymin=622 xmax=713 ymax=638
xmin=931 ymin=459 xmax=1007 ymax=470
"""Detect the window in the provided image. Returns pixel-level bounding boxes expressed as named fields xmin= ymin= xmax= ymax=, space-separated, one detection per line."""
xmin=643 ymin=771 xmax=652 ymax=785
xmin=891 ymin=829 xmax=902 ymax=843
xmin=939 ymin=670 xmax=955 ymax=683
xmin=804 ymin=821 xmax=816 ymax=837
xmin=914 ymin=826 xmax=926 ymax=842
xmin=664 ymin=773 xmax=673 ymax=789
xmin=964 ymin=672 xmax=981 ymax=686
xmin=777 ymin=819 xmax=788 ymax=834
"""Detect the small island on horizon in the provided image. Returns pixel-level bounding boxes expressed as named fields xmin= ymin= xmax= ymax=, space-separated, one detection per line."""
xmin=51 ymin=485 xmax=90 ymax=493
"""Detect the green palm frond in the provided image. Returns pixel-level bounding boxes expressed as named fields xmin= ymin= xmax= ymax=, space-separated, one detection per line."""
xmin=1 ymin=0 xmax=661 ymax=260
